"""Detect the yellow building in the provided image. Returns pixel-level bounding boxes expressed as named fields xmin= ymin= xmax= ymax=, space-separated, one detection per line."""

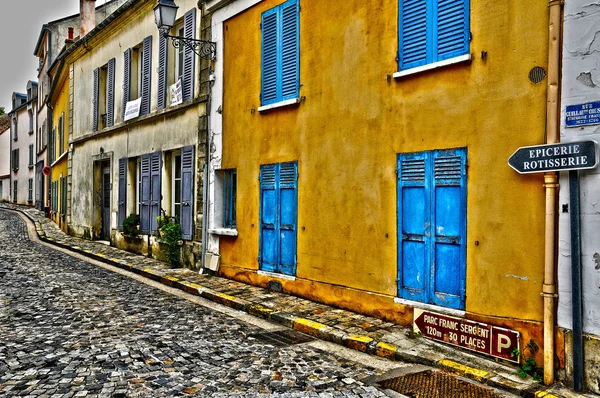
xmin=48 ymin=47 xmax=71 ymax=232
xmin=207 ymin=0 xmax=558 ymax=368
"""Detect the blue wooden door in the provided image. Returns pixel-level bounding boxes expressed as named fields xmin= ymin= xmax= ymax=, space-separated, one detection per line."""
xmin=259 ymin=162 xmax=298 ymax=276
xmin=397 ymin=148 xmax=466 ymax=310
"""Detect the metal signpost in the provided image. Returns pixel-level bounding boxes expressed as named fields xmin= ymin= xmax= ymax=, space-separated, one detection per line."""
xmin=508 ymin=140 xmax=598 ymax=392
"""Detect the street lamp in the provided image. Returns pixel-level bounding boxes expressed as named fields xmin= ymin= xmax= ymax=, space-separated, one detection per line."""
xmin=153 ymin=0 xmax=216 ymax=60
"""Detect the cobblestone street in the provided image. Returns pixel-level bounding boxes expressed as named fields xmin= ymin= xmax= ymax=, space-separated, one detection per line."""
xmin=0 ymin=210 xmax=390 ymax=397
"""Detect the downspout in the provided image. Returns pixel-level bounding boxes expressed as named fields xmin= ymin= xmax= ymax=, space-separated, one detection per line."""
xmin=543 ymin=0 xmax=563 ymax=386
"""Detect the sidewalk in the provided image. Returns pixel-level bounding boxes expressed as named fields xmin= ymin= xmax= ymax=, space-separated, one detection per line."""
xmin=1 ymin=203 xmax=577 ymax=397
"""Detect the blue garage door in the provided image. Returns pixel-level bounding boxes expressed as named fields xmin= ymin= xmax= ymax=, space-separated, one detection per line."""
xmin=397 ymin=148 xmax=467 ymax=310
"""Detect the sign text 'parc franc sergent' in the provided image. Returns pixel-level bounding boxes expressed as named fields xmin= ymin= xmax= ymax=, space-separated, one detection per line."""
xmin=508 ymin=141 xmax=598 ymax=174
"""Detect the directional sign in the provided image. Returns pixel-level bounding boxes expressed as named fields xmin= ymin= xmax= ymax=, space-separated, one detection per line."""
xmin=414 ymin=309 xmax=520 ymax=363
xmin=508 ymin=141 xmax=598 ymax=174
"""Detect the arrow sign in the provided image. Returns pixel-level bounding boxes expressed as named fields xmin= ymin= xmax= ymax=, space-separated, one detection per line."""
xmin=508 ymin=140 xmax=598 ymax=174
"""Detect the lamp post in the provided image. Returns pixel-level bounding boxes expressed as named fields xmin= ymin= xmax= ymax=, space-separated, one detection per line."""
xmin=153 ymin=0 xmax=216 ymax=60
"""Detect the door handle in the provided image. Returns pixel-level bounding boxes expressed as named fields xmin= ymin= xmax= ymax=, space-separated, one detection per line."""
xmin=183 ymin=202 xmax=190 ymax=206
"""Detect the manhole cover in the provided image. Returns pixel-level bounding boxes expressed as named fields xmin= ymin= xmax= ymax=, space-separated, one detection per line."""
xmin=248 ymin=329 xmax=315 ymax=347
xmin=380 ymin=370 xmax=501 ymax=398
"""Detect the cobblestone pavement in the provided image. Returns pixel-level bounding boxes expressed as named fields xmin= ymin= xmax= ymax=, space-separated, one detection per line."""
xmin=0 ymin=210 xmax=390 ymax=397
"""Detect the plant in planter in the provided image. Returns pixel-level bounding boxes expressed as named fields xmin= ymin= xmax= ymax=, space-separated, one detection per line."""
xmin=157 ymin=212 xmax=182 ymax=267
xmin=122 ymin=214 xmax=140 ymax=237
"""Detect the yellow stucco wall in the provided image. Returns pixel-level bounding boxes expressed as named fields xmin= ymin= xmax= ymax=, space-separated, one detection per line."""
xmin=220 ymin=0 xmax=549 ymax=326
xmin=50 ymin=72 xmax=70 ymax=229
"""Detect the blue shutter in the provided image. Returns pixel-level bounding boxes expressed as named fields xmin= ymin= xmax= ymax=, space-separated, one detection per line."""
xmin=123 ymin=48 xmax=131 ymax=117
xmin=149 ymin=151 xmax=162 ymax=234
xmin=180 ymin=146 xmax=194 ymax=240
xmin=399 ymin=0 xmax=430 ymax=70
xmin=106 ymin=57 xmax=115 ymax=127
xmin=93 ymin=67 xmax=99 ymax=131
xmin=157 ymin=35 xmax=168 ymax=110
xmin=261 ymin=8 xmax=279 ymax=105
xmin=435 ymin=0 xmax=469 ymax=61
xmin=141 ymin=36 xmax=152 ymax=115
xmin=278 ymin=162 xmax=297 ymax=276
xmin=140 ymin=154 xmax=151 ymax=234
xmin=118 ymin=158 xmax=127 ymax=230
xmin=430 ymin=148 xmax=466 ymax=309
xmin=183 ymin=8 xmax=196 ymax=102
xmin=260 ymin=164 xmax=278 ymax=272
xmin=280 ymin=0 xmax=299 ymax=101
xmin=397 ymin=152 xmax=430 ymax=303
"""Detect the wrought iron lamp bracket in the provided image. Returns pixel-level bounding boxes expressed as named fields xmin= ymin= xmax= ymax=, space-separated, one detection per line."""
xmin=160 ymin=29 xmax=216 ymax=60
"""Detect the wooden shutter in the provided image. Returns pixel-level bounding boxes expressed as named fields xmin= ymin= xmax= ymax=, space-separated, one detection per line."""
xmin=278 ymin=162 xmax=297 ymax=276
xmin=261 ymin=8 xmax=278 ymax=105
xmin=180 ymin=146 xmax=195 ymax=240
xmin=397 ymin=151 xmax=430 ymax=304
xmin=149 ymin=151 xmax=162 ymax=234
xmin=93 ymin=67 xmax=100 ymax=131
xmin=436 ymin=0 xmax=469 ymax=61
xmin=106 ymin=57 xmax=115 ymax=127
xmin=280 ymin=0 xmax=299 ymax=101
xmin=118 ymin=158 xmax=127 ymax=230
xmin=141 ymin=36 xmax=152 ymax=115
xmin=61 ymin=177 xmax=67 ymax=214
xmin=123 ymin=48 xmax=131 ymax=117
xmin=59 ymin=115 xmax=64 ymax=154
xmin=259 ymin=164 xmax=277 ymax=272
xmin=140 ymin=154 xmax=151 ymax=234
xmin=399 ymin=0 xmax=429 ymax=71
xmin=430 ymin=148 xmax=466 ymax=309
xmin=157 ymin=35 xmax=168 ymax=110
xmin=182 ymin=8 xmax=196 ymax=102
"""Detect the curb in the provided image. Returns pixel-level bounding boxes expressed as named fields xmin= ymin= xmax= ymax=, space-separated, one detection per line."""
xmin=3 ymin=205 xmax=562 ymax=398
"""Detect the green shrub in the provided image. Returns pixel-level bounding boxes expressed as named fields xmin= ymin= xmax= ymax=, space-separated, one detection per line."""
xmin=122 ymin=214 xmax=140 ymax=237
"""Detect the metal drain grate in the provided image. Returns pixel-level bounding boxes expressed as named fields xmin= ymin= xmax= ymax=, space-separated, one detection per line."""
xmin=380 ymin=371 xmax=501 ymax=398
xmin=248 ymin=329 xmax=315 ymax=347
xmin=529 ymin=66 xmax=547 ymax=84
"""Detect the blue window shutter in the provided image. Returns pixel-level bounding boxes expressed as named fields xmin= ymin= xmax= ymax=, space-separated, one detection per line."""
xmin=123 ymin=48 xmax=131 ymax=117
xmin=397 ymin=152 xmax=430 ymax=303
xmin=93 ymin=67 xmax=99 ymax=131
xmin=149 ymin=151 xmax=162 ymax=234
xmin=118 ymin=158 xmax=127 ymax=230
xmin=140 ymin=154 xmax=151 ymax=234
xmin=107 ymin=57 xmax=116 ymax=127
xmin=399 ymin=0 xmax=429 ymax=70
xmin=261 ymin=8 xmax=279 ymax=105
xmin=435 ymin=0 xmax=469 ymax=61
xmin=183 ymin=8 xmax=196 ymax=102
xmin=157 ymin=35 xmax=168 ymax=110
xmin=430 ymin=148 xmax=467 ymax=310
xmin=180 ymin=145 xmax=195 ymax=240
xmin=278 ymin=162 xmax=297 ymax=276
xmin=141 ymin=36 xmax=152 ymax=115
xmin=280 ymin=0 xmax=299 ymax=101
xmin=259 ymin=164 xmax=278 ymax=272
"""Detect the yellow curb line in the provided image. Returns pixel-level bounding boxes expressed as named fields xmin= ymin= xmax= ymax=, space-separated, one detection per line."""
xmin=535 ymin=392 xmax=559 ymax=398
xmin=439 ymin=359 xmax=489 ymax=381
xmin=375 ymin=342 xmax=398 ymax=358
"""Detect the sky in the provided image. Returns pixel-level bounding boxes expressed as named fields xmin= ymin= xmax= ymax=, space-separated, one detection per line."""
xmin=0 ymin=0 xmax=110 ymax=113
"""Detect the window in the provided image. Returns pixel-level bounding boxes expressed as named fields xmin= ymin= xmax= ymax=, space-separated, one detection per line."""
xmin=12 ymin=117 xmax=18 ymax=141
xmin=42 ymin=120 xmax=47 ymax=148
xmin=171 ymin=152 xmax=182 ymax=219
xmin=398 ymin=0 xmax=470 ymax=72
xmin=397 ymin=148 xmax=467 ymax=310
xmin=49 ymin=127 xmax=55 ymax=164
xmin=13 ymin=181 xmax=17 ymax=202
xmin=58 ymin=113 xmax=65 ymax=156
xmin=11 ymin=149 xmax=19 ymax=171
xmin=61 ymin=177 xmax=67 ymax=215
xmin=0 ymin=181 xmax=3 ymax=200
xmin=29 ymin=144 xmax=34 ymax=167
xmin=261 ymin=0 xmax=300 ymax=106
xmin=28 ymin=110 xmax=34 ymax=134
xmin=175 ymin=26 xmax=185 ymax=82
xmin=223 ymin=170 xmax=237 ymax=229
xmin=28 ymin=178 xmax=33 ymax=202
xmin=124 ymin=36 xmax=152 ymax=117
xmin=93 ymin=58 xmax=115 ymax=131
xmin=259 ymin=162 xmax=298 ymax=276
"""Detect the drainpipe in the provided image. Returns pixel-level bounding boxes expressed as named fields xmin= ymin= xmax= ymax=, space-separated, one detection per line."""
xmin=542 ymin=0 xmax=563 ymax=386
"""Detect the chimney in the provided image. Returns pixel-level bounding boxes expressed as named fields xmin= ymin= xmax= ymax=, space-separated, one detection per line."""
xmin=68 ymin=27 xmax=74 ymax=40
xmin=80 ymin=0 xmax=96 ymax=38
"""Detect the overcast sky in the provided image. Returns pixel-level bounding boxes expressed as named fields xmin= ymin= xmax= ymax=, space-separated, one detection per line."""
xmin=0 ymin=0 xmax=109 ymax=112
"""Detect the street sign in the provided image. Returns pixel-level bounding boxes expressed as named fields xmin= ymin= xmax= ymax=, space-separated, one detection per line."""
xmin=566 ymin=101 xmax=600 ymax=127
xmin=508 ymin=141 xmax=598 ymax=174
xmin=413 ymin=309 xmax=520 ymax=363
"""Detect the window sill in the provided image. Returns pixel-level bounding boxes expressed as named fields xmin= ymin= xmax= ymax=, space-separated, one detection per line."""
xmin=208 ymin=228 xmax=238 ymax=237
xmin=393 ymin=297 xmax=465 ymax=317
xmin=257 ymin=270 xmax=296 ymax=281
xmin=258 ymin=98 xmax=301 ymax=113
xmin=393 ymin=54 xmax=471 ymax=79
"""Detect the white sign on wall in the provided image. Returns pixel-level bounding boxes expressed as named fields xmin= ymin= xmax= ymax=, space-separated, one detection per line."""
xmin=170 ymin=79 xmax=183 ymax=107
xmin=124 ymin=97 xmax=142 ymax=121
